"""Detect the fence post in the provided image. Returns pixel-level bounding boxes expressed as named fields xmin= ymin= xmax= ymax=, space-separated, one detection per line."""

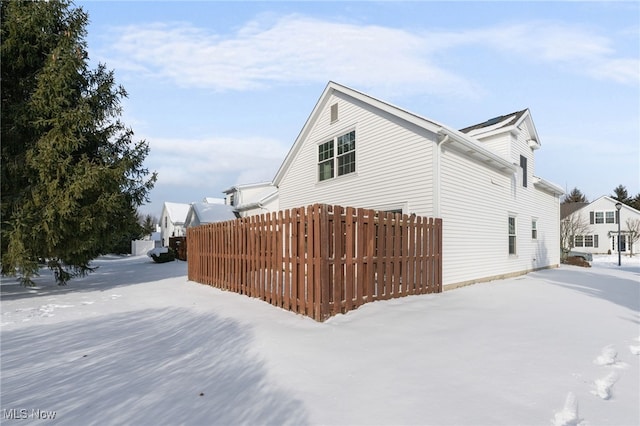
xmin=185 ymin=204 xmax=442 ymax=322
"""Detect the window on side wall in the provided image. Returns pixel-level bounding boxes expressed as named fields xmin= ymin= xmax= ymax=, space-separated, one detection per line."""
xmin=520 ymin=155 xmax=527 ymax=187
xmin=318 ymin=130 xmax=356 ymax=182
xmin=508 ymin=216 xmax=517 ymax=255
xmin=531 ymin=219 xmax=537 ymax=239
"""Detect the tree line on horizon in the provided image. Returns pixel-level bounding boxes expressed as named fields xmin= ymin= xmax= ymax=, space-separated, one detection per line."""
xmin=562 ymin=185 xmax=640 ymax=211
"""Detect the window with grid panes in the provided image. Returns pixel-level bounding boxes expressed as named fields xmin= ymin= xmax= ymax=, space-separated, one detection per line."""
xmin=508 ymin=216 xmax=517 ymax=255
xmin=318 ymin=130 xmax=355 ymax=181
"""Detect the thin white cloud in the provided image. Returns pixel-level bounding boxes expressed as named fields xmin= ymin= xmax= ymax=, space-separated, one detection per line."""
xmin=467 ymin=22 xmax=639 ymax=84
xmin=100 ymin=15 xmax=638 ymax=95
xmin=101 ymin=15 xmax=481 ymax=97
xmin=146 ymin=135 xmax=289 ymax=187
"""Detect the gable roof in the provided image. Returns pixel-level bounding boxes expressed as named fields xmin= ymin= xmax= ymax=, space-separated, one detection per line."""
xmin=590 ymin=195 xmax=640 ymax=214
xmin=222 ymin=181 xmax=273 ymax=194
xmin=162 ymin=202 xmax=191 ymax=224
xmin=560 ymin=196 xmax=640 ymax=219
xmin=561 ymin=202 xmax=589 ymax=219
xmin=459 ymin=108 xmax=541 ymax=148
xmin=273 ymin=81 xmax=517 ymax=186
xmin=187 ymin=202 xmax=236 ymax=224
xmin=459 ymin=109 xmax=528 ymax=134
xmin=203 ymin=197 xmax=225 ymax=204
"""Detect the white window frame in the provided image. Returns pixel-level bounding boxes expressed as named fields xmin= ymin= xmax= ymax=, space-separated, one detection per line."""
xmin=508 ymin=215 xmax=517 ymax=255
xmin=317 ymin=129 xmax=356 ymax=182
xmin=605 ymin=211 xmax=615 ymax=224
xmin=595 ymin=211 xmax=604 ymax=224
xmin=584 ymin=235 xmax=594 ymax=247
xmin=531 ymin=219 xmax=537 ymax=240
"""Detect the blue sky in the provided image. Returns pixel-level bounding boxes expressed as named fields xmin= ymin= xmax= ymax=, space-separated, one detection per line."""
xmin=77 ymin=1 xmax=640 ymax=217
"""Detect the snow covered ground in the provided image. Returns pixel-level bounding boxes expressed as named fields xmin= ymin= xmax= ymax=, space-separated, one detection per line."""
xmin=1 ymin=254 xmax=638 ymax=425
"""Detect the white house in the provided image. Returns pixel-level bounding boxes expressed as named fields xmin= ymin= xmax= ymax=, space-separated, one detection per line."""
xmin=563 ymin=196 xmax=640 ymax=255
xmin=203 ymin=197 xmax=225 ymax=204
xmin=184 ymin=202 xmax=236 ymax=228
xmin=272 ymin=81 xmax=564 ymax=289
xmin=160 ymin=202 xmax=191 ymax=247
xmin=223 ymin=182 xmax=279 ymax=218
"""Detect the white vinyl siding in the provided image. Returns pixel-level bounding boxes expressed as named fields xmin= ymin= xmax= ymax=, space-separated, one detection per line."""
xmin=317 ymin=130 xmax=356 ymax=182
xmin=277 ymin=86 xmax=562 ymax=288
xmin=278 ymin=93 xmax=435 ymax=216
xmin=439 ymin=124 xmax=560 ymax=286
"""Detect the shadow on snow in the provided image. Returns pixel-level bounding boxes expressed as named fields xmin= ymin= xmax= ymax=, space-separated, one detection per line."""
xmin=1 ymin=256 xmax=188 ymax=302
xmin=0 ymin=307 xmax=309 ymax=425
xmin=541 ymin=266 xmax=640 ymax=317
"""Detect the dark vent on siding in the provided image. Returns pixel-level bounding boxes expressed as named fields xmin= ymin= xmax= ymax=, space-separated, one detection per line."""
xmin=330 ymin=103 xmax=338 ymax=123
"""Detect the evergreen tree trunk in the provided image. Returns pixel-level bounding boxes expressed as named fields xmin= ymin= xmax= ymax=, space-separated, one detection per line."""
xmin=1 ymin=0 xmax=156 ymax=285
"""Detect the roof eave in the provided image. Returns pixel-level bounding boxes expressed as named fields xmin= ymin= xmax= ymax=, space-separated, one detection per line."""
xmin=533 ymin=176 xmax=564 ymax=195
xmin=439 ymin=128 xmax=518 ymax=174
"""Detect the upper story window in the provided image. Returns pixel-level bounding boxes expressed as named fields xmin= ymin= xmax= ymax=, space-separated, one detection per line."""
xmin=590 ymin=210 xmax=617 ymax=225
xmin=520 ymin=155 xmax=527 ymax=187
xmin=605 ymin=211 xmax=615 ymax=224
xmin=318 ymin=130 xmax=356 ymax=182
xmin=595 ymin=211 xmax=604 ymax=224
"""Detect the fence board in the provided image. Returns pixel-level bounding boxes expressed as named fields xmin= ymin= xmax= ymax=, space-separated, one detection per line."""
xmin=187 ymin=204 xmax=442 ymax=321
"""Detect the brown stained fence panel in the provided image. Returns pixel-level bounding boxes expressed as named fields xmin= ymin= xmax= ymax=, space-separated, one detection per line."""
xmin=187 ymin=204 xmax=442 ymax=322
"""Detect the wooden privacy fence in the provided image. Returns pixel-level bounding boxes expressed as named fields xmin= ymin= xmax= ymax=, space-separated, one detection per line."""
xmin=187 ymin=204 xmax=442 ymax=321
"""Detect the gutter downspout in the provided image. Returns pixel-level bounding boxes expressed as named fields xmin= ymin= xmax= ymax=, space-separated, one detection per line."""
xmin=434 ymin=133 xmax=451 ymax=218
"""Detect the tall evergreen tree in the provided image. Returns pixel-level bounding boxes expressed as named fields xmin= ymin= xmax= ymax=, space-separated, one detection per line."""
xmin=140 ymin=214 xmax=157 ymax=237
xmin=1 ymin=0 xmax=156 ymax=285
xmin=561 ymin=187 xmax=588 ymax=204
xmin=611 ymin=185 xmax=631 ymax=206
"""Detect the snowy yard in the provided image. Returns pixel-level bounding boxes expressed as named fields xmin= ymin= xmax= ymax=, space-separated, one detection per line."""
xmin=1 ymin=255 xmax=638 ymax=426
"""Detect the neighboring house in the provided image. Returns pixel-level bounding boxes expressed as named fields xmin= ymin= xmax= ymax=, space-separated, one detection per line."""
xmin=160 ymin=202 xmax=191 ymax=247
xmin=272 ymin=81 xmax=564 ymax=289
xmin=203 ymin=197 xmax=225 ymax=204
xmin=562 ymin=196 xmax=640 ymax=255
xmin=223 ymin=182 xmax=279 ymax=217
xmin=185 ymin=202 xmax=236 ymax=228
